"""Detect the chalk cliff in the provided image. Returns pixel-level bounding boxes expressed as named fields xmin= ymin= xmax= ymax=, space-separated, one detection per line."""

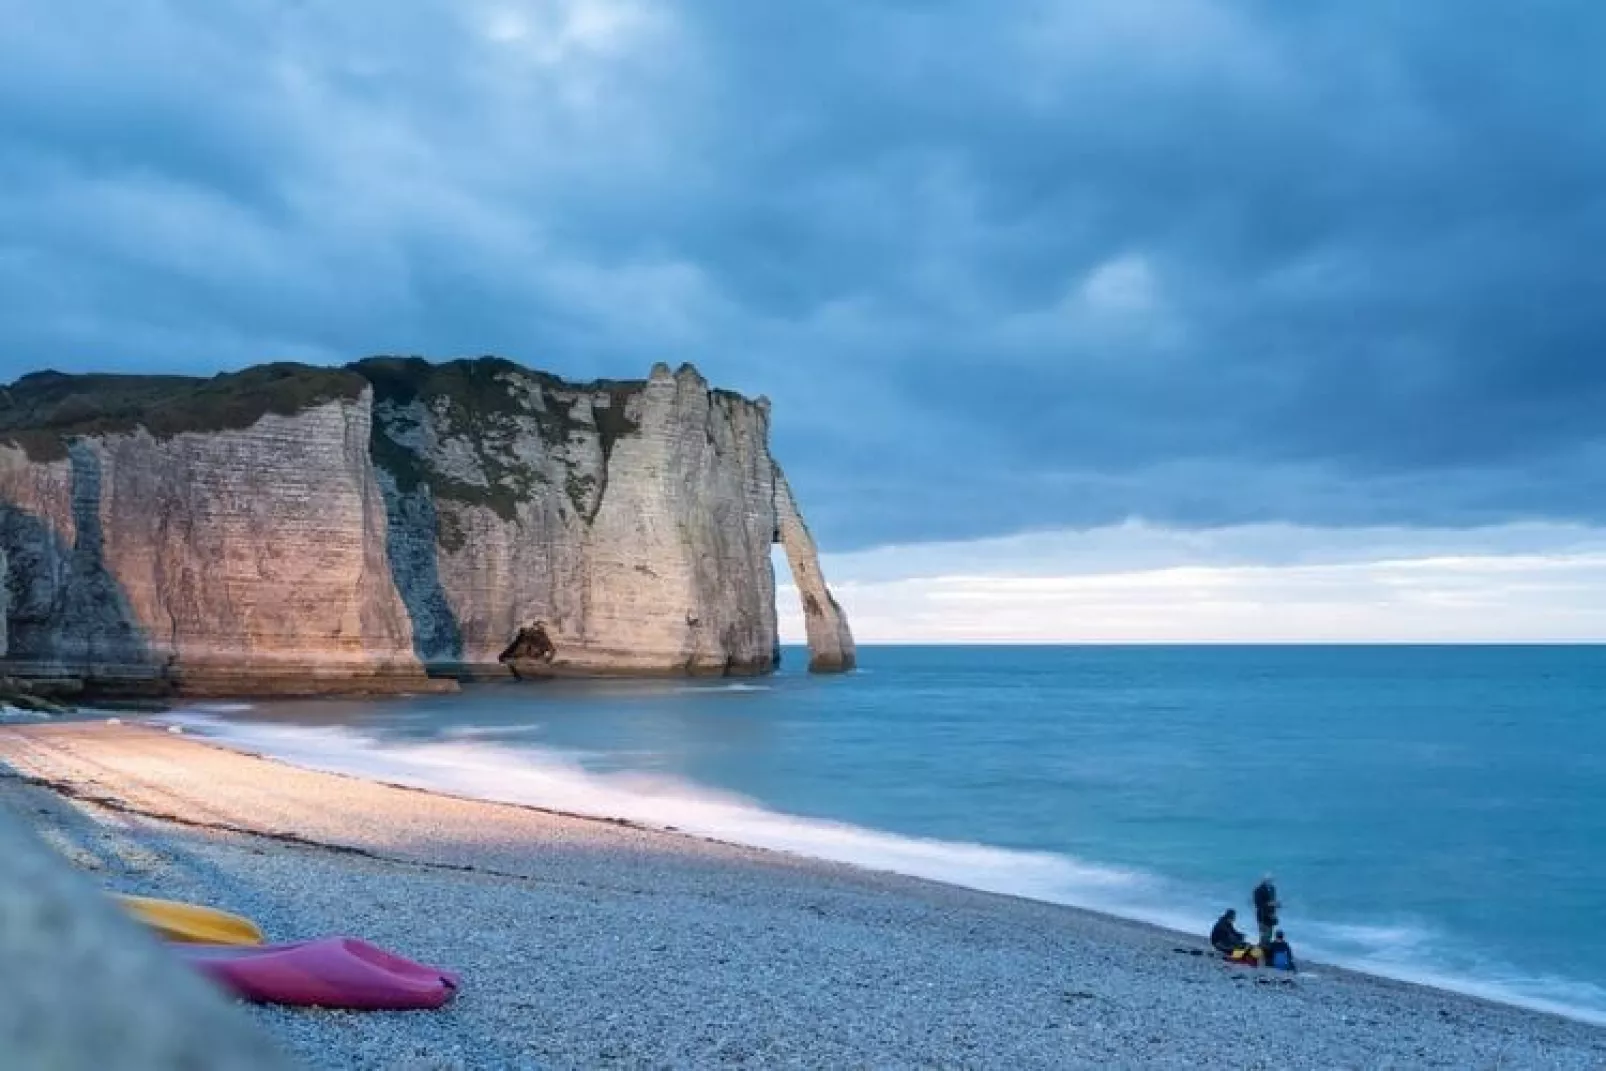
xmin=0 ymin=359 xmax=852 ymax=695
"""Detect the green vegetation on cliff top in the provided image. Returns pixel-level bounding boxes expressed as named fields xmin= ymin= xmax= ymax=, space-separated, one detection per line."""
xmin=0 ymin=356 xmax=753 ymax=525
xmin=355 ymin=356 xmax=644 ymax=453
xmin=0 ymin=355 xmax=662 ymax=458
xmin=357 ymin=356 xmax=645 ymax=521
xmin=0 ymin=364 xmax=367 ymax=461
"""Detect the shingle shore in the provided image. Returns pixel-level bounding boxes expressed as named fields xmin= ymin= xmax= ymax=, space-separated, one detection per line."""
xmin=2 ymin=722 xmax=1602 ymax=1070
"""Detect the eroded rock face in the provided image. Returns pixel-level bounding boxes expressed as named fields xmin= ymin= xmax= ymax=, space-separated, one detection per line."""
xmin=0 ymin=358 xmax=853 ymax=693
xmin=0 ymin=544 xmax=8 ymax=657
xmin=368 ymin=359 xmax=787 ymax=676
xmin=0 ymin=397 xmax=428 ymax=695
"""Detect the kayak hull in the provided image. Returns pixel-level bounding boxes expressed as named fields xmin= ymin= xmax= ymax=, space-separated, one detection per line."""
xmin=181 ymin=937 xmax=459 ymax=1010
xmin=116 ymin=894 xmax=265 ymax=946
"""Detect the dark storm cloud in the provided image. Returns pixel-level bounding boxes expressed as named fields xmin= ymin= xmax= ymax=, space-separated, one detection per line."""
xmin=3 ymin=0 xmax=1604 ymax=548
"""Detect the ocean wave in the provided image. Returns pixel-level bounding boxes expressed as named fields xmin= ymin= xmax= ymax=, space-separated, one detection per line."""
xmin=161 ymin=712 xmax=1606 ymax=1026
xmin=1295 ymin=921 xmax=1606 ymax=1024
xmin=181 ymin=701 xmax=256 ymax=715
xmin=1316 ymin=955 xmax=1606 ymax=1026
xmin=0 ymin=705 xmax=48 ymax=722
xmin=669 ymin=682 xmax=773 ymax=694
xmin=161 ymin=712 xmax=1150 ymax=911
xmin=439 ymin=724 xmax=551 ymax=741
xmin=1303 ymin=920 xmax=1437 ymax=953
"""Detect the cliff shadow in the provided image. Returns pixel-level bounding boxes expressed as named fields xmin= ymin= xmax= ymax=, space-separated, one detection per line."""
xmin=376 ymin=478 xmax=465 ymax=672
xmin=65 ymin=445 xmax=159 ymax=684
xmin=0 ymin=445 xmax=161 ymax=692
xmin=0 ymin=505 xmax=72 ymax=668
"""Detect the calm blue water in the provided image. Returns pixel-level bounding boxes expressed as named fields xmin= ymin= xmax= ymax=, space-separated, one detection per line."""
xmin=168 ymin=645 xmax=1606 ymax=1022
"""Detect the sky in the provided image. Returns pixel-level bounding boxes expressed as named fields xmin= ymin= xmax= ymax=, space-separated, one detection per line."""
xmin=5 ymin=1 xmax=1605 ymax=641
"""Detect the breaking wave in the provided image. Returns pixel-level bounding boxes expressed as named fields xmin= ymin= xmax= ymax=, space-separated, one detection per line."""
xmin=669 ymin=682 xmax=773 ymax=694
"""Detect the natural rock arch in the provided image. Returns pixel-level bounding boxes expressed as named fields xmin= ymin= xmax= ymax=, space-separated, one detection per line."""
xmin=774 ymin=467 xmax=856 ymax=673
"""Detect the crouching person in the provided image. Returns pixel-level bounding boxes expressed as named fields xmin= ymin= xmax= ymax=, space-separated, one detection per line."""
xmin=1210 ymin=909 xmax=1249 ymax=956
xmin=1265 ymin=929 xmax=1297 ymax=972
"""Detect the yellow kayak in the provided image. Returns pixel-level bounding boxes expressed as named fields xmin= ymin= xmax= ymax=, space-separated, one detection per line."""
xmin=115 ymin=894 xmax=265 ymax=946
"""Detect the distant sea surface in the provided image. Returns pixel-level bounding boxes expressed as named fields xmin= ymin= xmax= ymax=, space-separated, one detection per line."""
xmin=165 ymin=645 xmax=1606 ymax=1023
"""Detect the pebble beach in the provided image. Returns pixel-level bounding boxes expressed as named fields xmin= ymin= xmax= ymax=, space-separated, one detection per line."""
xmin=2 ymin=721 xmax=1603 ymax=1070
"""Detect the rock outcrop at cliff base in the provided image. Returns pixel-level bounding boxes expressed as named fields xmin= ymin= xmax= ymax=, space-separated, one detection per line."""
xmin=0 ymin=358 xmax=854 ymax=695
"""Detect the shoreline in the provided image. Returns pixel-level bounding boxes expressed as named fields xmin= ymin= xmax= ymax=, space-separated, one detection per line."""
xmin=153 ymin=706 xmax=1606 ymax=1031
xmin=3 ymin=721 xmax=1604 ymax=1069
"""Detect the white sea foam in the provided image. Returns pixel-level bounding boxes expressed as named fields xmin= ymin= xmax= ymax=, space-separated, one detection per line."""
xmin=1295 ymin=919 xmax=1606 ymax=1024
xmin=670 ymin=682 xmax=773 ymax=694
xmin=0 ymin=704 xmax=46 ymax=722
xmin=1304 ymin=920 xmax=1437 ymax=953
xmin=439 ymin=724 xmax=551 ymax=741
xmin=182 ymin=701 xmax=256 ymax=715
xmin=162 ymin=713 xmax=1150 ymax=912
xmin=162 ymin=712 xmax=1606 ymax=1026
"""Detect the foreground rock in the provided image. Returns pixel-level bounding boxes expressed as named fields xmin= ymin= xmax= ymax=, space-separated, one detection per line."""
xmin=0 ymin=764 xmax=289 ymax=1069
xmin=0 ymin=358 xmax=853 ymax=696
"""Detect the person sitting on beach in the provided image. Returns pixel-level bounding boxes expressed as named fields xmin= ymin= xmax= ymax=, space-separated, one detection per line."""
xmin=1252 ymin=873 xmax=1280 ymax=947
xmin=1265 ymin=929 xmax=1297 ymax=972
xmin=1210 ymin=909 xmax=1248 ymax=955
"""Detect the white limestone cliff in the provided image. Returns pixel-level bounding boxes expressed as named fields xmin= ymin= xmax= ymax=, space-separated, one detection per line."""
xmin=0 ymin=358 xmax=853 ymax=694
xmin=0 ymin=397 xmax=428 ymax=695
xmin=371 ymin=359 xmax=795 ymax=676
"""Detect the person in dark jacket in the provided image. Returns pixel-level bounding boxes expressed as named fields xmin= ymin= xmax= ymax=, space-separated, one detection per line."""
xmin=1210 ymin=909 xmax=1248 ymax=955
xmin=527 ymin=620 xmax=556 ymax=661
xmin=1252 ymin=874 xmax=1280 ymax=947
xmin=1265 ymin=929 xmax=1297 ymax=971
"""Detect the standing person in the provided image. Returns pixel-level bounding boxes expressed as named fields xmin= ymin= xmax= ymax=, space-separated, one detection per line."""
xmin=1252 ymin=873 xmax=1279 ymax=948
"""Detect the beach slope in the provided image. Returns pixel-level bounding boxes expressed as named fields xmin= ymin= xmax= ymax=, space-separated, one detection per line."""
xmin=2 ymin=722 xmax=1602 ymax=1070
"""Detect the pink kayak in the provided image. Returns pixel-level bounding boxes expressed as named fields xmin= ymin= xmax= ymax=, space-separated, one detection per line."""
xmin=180 ymin=937 xmax=459 ymax=1010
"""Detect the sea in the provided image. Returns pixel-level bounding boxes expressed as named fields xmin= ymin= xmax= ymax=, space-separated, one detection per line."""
xmin=161 ymin=645 xmax=1606 ymax=1024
